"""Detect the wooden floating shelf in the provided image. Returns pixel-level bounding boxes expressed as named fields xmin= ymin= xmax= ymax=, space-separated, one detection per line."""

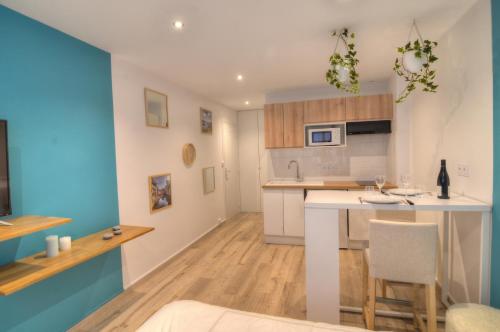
xmin=0 ymin=225 xmax=154 ymax=296
xmin=0 ymin=215 xmax=72 ymax=242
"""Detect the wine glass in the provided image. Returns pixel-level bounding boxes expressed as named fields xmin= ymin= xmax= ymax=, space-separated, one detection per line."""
xmin=400 ymin=175 xmax=411 ymax=197
xmin=375 ymin=175 xmax=386 ymax=194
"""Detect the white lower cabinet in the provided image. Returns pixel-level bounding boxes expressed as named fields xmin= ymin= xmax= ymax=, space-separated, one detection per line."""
xmin=263 ymin=189 xmax=284 ymax=236
xmin=283 ymin=189 xmax=305 ymax=237
xmin=263 ymin=188 xmax=305 ymax=244
xmin=263 ymin=188 xmax=348 ymax=247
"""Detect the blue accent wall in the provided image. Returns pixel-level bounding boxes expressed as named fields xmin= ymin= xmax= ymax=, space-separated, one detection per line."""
xmin=0 ymin=5 xmax=122 ymax=331
xmin=492 ymin=0 xmax=500 ymax=308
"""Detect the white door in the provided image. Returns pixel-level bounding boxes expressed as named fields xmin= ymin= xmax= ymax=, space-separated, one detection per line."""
xmin=237 ymin=111 xmax=262 ymax=212
xmin=222 ymin=121 xmax=241 ymax=219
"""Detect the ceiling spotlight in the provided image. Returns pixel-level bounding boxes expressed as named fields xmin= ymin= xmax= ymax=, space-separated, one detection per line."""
xmin=172 ymin=20 xmax=184 ymax=30
xmin=236 ymin=74 xmax=244 ymax=81
xmin=245 ymin=101 xmax=250 ymax=105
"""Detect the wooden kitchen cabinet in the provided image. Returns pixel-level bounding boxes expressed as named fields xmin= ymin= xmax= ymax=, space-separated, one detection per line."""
xmin=283 ymin=101 xmax=304 ymax=148
xmin=345 ymin=94 xmax=393 ymax=121
xmin=304 ymin=98 xmax=346 ymax=123
xmin=264 ymin=103 xmax=284 ymax=148
xmin=264 ymin=101 xmax=304 ymax=148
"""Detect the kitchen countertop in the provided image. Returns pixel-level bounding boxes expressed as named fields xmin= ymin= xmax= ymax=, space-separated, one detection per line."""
xmin=262 ymin=180 xmax=397 ymax=190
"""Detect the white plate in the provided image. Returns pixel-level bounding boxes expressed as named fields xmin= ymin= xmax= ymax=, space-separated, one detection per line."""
xmin=387 ymin=188 xmax=424 ymax=196
xmin=363 ymin=195 xmax=402 ymax=204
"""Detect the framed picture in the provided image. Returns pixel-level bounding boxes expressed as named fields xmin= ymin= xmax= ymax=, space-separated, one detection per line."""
xmin=149 ymin=173 xmax=172 ymax=213
xmin=200 ymin=108 xmax=213 ymax=134
xmin=145 ymin=88 xmax=168 ymax=128
xmin=202 ymin=167 xmax=215 ymax=194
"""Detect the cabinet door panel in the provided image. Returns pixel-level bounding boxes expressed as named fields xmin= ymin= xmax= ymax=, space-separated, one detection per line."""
xmin=305 ymin=98 xmax=346 ymax=123
xmin=264 ymin=104 xmax=284 ymax=148
xmin=283 ymin=102 xmax=304 ymax=148
xmin=263 ymin=189 xmax=284 ymax=236
xmin=345 ymin=94 xmax=393 ymax=121
xmin=283 ymin=189 xmax=305 ymax=237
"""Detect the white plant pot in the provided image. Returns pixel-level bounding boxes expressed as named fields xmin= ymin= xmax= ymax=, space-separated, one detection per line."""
xmin=403 ymin=51 xmax=427 ymax=74
xmin=335 ymin=65 xmax=350 ymax=83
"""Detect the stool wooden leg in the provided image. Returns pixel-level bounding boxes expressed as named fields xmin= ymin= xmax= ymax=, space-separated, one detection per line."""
xmin=412 ymin=283 xmax=419 ymax=329
xmin=367 ymin=276 xmax=376 ymax=330
xmin=362 ymin=256 xmax=368 ymax=313
xmin=425 ymin=284 xmax=437 ymax=332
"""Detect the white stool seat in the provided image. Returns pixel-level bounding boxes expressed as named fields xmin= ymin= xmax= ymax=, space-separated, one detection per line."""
xmin=446 ymin=303 xmax=500 ymax=332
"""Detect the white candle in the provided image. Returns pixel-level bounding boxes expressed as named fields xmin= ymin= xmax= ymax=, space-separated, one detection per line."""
xmin=46 ymin=235 xmax=59 ymax=257
xmin=59 ymin=236 xmax=71 ymax=251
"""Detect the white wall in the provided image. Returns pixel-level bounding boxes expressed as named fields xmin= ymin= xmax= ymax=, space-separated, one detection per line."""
xmin=408 ymin=0 xmax=492 ymax=302
xmin=265 ymin=81 xmax=390 ymax=104
xmin=387 ymin=76 xmax=413 ymax=184
xmin=111 ymin=57 xmax=239 ymax=288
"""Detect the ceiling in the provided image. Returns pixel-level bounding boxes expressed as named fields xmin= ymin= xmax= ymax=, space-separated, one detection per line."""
xmin=1 ymin=0 xmax=477 ymax=110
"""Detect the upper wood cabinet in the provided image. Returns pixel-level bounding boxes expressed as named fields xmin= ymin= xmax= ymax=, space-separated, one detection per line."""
xmin=265 ymin=102 xmax=305 ymax=148
xmin=304 ymin=98 xmax=345 ymax=123
xmin=264 ymin=104 xmax=284 ymax=148
xmin=264 ymin=94 xmax=393 ymax=149
xmin=283 ymin=102 xmax=304 ymax=148
xmin=345 ymin=94 xmax=393 ymax=121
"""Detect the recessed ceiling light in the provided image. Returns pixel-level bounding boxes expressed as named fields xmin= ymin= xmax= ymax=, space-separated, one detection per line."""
xmin=236 ymin=74 xmax=244 ymax=81
xmin=172 ymin=20 xmax=184 ymax=30
xmin=245 ymin=101 xmax=250 ymax=105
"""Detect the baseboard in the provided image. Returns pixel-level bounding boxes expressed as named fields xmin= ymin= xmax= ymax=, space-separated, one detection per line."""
xmin=124 ymin=218 xmax=227 ymax=289
xmin=264 ymin=235 xmax=304 ymax=245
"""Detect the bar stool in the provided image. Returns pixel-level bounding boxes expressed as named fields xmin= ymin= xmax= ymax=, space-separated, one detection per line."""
xmin=362 ymin=219 xmax=438 ymax=332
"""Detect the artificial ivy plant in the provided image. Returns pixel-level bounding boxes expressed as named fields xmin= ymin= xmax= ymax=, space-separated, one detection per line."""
xmin=393 ymin=25 xmax=439 ymax=103
xmin=326 ymin=28 xmax=360 ymax=94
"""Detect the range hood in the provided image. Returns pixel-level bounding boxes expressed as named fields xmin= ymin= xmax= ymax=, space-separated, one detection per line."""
xmin=346 ymin=120 xmax=391 ymax=135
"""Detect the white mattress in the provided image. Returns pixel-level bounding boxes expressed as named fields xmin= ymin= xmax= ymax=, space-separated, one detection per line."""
xmin=138 ymin=300 xmax=370 ymax=332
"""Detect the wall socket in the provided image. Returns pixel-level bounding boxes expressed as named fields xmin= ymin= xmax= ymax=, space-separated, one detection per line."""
xmin=457 ymin=163 xmax=470 ymax=177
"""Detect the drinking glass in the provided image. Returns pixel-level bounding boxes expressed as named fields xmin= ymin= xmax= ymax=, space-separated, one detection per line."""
xmin=375 ymin=175 xmax=386 ymax=194
xmin=400 ymin=174 xmax=411 ymax=197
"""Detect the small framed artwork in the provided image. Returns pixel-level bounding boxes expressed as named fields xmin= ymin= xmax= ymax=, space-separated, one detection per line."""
xmin=145 ymin=88 xmax=168 ymax=128
xmin=202 ymin=167 xmax=215 ymax=194
xmin=149 ymin=173 xmax=172 ymax=213
xmin=200 ymin=108 xmax=213 ymax=134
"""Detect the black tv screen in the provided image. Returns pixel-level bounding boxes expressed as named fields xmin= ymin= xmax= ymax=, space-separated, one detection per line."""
xmin=0 ymin=120 xmax=11 ymax=216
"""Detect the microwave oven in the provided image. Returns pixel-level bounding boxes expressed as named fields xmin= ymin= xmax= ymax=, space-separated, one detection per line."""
xmin=307 ymin=127 xmax=342 ymax=146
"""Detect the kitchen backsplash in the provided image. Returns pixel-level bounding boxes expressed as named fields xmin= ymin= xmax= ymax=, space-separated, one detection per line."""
xmin=265 ymin=134 xmax=389 ymax=180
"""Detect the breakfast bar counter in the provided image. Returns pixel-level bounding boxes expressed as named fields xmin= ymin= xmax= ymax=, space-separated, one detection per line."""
xmin=304 ymin=190 xmax=492 ymax=324
xmin=262 ymin=180 xmax=397 ymax=190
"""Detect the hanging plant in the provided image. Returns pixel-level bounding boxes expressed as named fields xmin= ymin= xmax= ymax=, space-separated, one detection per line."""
xmin=394 ymin=21 xmax=439 ymax=103
xmin=326 ymin=28 xmax=360 ymax=94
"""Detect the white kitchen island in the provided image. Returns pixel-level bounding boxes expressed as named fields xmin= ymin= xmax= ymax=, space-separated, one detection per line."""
xmin=304 ymin=190 xmax=492 ymax=324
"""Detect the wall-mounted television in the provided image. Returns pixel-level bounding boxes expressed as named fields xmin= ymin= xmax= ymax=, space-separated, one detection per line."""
xmin=0 ymin=120 xmax=11 ymax=217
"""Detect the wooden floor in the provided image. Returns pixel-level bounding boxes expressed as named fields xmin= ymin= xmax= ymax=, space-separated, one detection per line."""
xmin=71 ymin=213 xmax=445 ymax=331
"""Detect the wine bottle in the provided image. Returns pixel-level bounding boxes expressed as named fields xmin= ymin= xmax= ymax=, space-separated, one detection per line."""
xmin=437 ymin=159 xmax=450 ymax=199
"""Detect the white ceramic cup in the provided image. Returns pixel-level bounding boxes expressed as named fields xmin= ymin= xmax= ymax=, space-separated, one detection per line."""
xmin=46 ymin=235 xmax=59 ymax=257
xmin=59 ymin=236 xmax=72 ymax=251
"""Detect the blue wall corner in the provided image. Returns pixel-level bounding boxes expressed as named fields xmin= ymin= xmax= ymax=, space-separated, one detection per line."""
xmin=0 ymin=5 xmax=122 ymax=331
xmin=492 ymin=0 xmax=500 ymax=308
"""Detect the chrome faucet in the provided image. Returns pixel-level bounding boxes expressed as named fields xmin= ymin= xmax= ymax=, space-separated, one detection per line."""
xmin=288 ymin=160 xmax=303 ymax=182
